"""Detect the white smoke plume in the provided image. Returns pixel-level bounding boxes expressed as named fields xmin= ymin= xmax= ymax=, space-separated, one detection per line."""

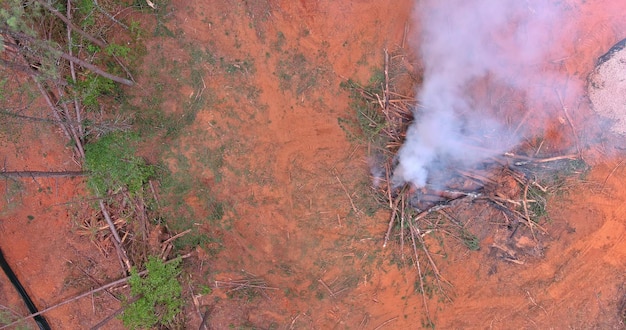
xmin=392 ymin=0 xmax=567 ymax=188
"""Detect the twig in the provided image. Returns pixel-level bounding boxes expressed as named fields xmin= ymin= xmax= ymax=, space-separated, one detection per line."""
xmin=55 ymin=85 xmax=85 ymax=158
xmin=33 ymin=78 xmax=72 ymax=142
xmin=374 ymin=316 xmax=399 ymax=330
xmin=601 ymin=160 xmax=624 ymax=192
xmin=383 ymin=48 xmax=390 ymax=110
xmin=456 ymin=169 xmax=496 ymax=185
xmin=58 ymin=51 xmax=134 ymax=86
xmin=504 ymin=153 xmax=579 ymax=164
xmin=162 ymin=229 xmax=192 ymax=246
xmin=214 ymin=276 xmax=278 ymax=292
xmin=400 ymin=194 xmax=405 ymax=260
xmin=383 ymin=194 xmax=401 ymax=248
xmin=359 ymin=314 xmax=369 ymax=330
xmin=521 ymin=183 xmax=536 ymax=240
xmin=99 ymin=200 xmax=132 ymax=273
xmin=384 ymin=160 xmax=393 ymax=207
xmin=0 ymin=57 xmax=43 ymax=78
xmin=401 ymin=20 xmax=409 ymax=49
xmin=148 ymin=180 xmax=161 ymax=208
xmin=555 ymin=89 xmax=582 ymax=159
xmin=129 ymin=192 xmax=149 ymax=261
xmin=89 ymin=295 xmax=140 ymax=330
xmin=2 ymin=28 xmax=131 ymax=86
xmin=408 ymin=221 xmax=432 ymax=326
xmin=0 ymin=108 xmax=91 ymax=127
xmin=335 ymin=173 xmax=359 ymax=216
xmin=35 ymin=0 xmax=107 ymax=48
xmin=318 ymin=279 xmax=336 ymax=299
xmin=288 ymin=312 xmax=301 ymax=330
xmin=189 ymin=284 xmax=203 ymax=325
xmin=160 ymin=243 xmax=173 ymax=261
xmin=111 ymin=54 xmax=136 ymax=84
xmin=67 ymin=259 xmax=119 ymax=302
xmin=198 ymin=306 xmax=211 ymax=330
xmin=93 ymin=0 xmax=130 ymax=30
xmin=4 ymin=29 xmax=134 ymax=86
xmin=387 ymin=91 xmax=416 ymax=100
xmin=0 ymin=305 xmax=25 ymax=324
xmin=66 ymin=0 xmax=84 ymax=137
xmin=412 ymin=223 xmax=448 ymax=290
xmin=489 ymin=199 xmax=547 ymax=233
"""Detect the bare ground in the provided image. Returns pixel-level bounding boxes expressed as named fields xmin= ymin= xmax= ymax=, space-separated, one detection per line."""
xmin=2 ymin=0 xmax=626 ymax=329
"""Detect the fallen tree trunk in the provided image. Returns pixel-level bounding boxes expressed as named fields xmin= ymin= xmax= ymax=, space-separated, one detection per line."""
xmin=0 ymin=171 xmax=87 ymax=178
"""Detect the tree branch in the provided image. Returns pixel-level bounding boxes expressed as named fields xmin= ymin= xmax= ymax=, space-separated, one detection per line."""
xmin=66 ymin=0 xmax=84 ymax=138
xmin=99 ymin=200 xmax=132 ymax=274
xmin=58 ymin=51 xmax=134 ymax=86
xmin=4 ymin=29 xmax=134 ymax=86
xmin=35 ymin=0 xmax=107 ymax=48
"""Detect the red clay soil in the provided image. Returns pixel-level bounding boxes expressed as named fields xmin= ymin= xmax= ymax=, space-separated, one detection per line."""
xmin=2 ymin=0 xmax=626 ymax=329
xmin=0 ymin=75 xmax=125 ymax=328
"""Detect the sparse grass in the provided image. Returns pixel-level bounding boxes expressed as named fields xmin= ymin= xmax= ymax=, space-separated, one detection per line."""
xmin=351 ymin=177 xmax=385 ymax=217
xmin=195 ymin=145 xmax=225 ymax=182
xmin=460 ymin=230 xmax=480 ymax=251
xmin=220 ymin=57 xmax=255 ymax=75
xmin=154 ymin=151 xmax=227 ymax=251
xmin=1 ymin=180 xmax=25 ymax=215
xmin=338 ymin=78 xmax=389 ymax=149
xmin=527 ymin=185 xmax=548 ymax=221
xmin=273 ymin=31 xmax=286 ymax=51
xmin=0 ymin=306 xmax=32 ymax=330
xmin=275 ymin=52 xmax=322 ymax=96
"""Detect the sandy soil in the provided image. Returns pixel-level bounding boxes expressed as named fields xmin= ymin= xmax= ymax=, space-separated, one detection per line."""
xmin=589 ymin=44 xmax=626 ymax=134
xmin=2 ymin=0 xmax=626 ymax=329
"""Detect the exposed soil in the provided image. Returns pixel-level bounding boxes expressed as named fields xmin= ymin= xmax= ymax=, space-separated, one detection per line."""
xmin=0 ymin=73 xmax=125 ymax=328
xmin=2 ymin=0 xmax=626 ymax=329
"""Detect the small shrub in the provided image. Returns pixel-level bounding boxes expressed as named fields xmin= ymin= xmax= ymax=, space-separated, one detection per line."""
xmin=76 ymin=73 xmax=115 ymax=109
xmin=460 ymin=230 xmax=480 ymax=251
xmin=84 ymin=132 xmax=154 ymax=196
xmin=76 ymin=0 xmax=95 ymax=27
xmin=105 ymin=43 xmax=131 ymax=58
xmin=121 ymin=256 xmax=183 ymax=329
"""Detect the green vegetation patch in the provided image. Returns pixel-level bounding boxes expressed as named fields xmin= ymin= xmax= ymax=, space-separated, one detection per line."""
xmin=75 ymin=73 xmax=116 ymax=109
xmin=121 ymin=256 xmax=183 ymax=329
xmin=275 ymin=52 xmax=321 ymax=96
xmin=84 ymin=132 xmax=154 ymax=196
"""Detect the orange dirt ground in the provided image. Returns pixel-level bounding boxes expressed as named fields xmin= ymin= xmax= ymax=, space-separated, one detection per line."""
xmin=2 ymin=0 xmax=626 ymax=329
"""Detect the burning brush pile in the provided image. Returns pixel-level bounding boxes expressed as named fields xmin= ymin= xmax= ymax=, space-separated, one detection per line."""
xmin=348 ymin=48 xmax=585 ymax=260
xmin=343 ymin=47 xmax=587 ymax=321
xmin=344 ymin=0 xmax=594 ymax=290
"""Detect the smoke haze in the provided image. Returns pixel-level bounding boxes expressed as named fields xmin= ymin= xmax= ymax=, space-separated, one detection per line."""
xmin=393 ymin=0 xmax=569 ymax=188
